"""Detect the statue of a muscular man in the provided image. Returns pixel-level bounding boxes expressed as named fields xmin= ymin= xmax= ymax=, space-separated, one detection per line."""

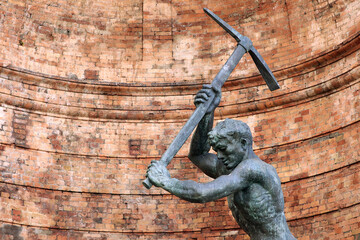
xmin=147 ymin=85 xmax=296 ymax=240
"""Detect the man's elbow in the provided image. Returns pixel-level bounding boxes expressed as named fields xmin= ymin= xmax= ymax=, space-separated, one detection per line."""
xmin=188 ymin=188 xmax=210 ymax=203
xmin=188 ymin=153 xmax=201 ymax=166
xmin=187 ymin=198 xmax=207 ymax=203
xmin=188 ymin=152 xmax=208 ymax=163
xmin=177 ymin=183 xmax=209 ymax=203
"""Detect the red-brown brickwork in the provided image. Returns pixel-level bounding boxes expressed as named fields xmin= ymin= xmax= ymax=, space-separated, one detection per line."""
xmin=0 ymin=0 xmax=359 ymax=239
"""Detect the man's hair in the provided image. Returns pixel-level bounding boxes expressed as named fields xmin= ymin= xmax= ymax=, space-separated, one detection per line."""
xmin=208 ymin=119 xmax=253 ymax=147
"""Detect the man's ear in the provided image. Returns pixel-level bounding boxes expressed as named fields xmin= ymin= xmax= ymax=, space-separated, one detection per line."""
xmin=240 ymin=138 xmax=247 ymax=149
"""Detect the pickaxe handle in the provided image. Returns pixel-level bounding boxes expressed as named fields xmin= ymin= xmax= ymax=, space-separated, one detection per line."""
xmin=143 ymin=44 xmax=247 ymax=189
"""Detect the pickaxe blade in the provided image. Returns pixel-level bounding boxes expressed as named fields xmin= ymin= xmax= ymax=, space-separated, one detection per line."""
xmin=248 ymin=47 xmax=280 ymax=91
xmin=204 ymin=8 xmax=280 ymax=91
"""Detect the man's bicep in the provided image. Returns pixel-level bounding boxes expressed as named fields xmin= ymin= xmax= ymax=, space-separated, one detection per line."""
xmin=188 ymin=153 xmax=224 ymax=179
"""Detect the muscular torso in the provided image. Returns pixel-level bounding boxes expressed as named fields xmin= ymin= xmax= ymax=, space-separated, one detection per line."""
xmin=231 ymin=183 xmax=277 ymax=224
xmin=228 ymin=184 xmax=287 ymax=239
xmin=221 ymin=161 xmax=295 ymax=240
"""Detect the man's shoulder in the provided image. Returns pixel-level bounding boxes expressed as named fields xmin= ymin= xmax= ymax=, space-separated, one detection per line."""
xmin=238 ymin=157 xmax=265 ymax=169
xmin=234 ymin=158 xmax=274 ymax=177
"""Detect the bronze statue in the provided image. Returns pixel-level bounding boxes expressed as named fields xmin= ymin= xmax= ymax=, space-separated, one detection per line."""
xmin=147 ymin=85 xmax=296 ymax=239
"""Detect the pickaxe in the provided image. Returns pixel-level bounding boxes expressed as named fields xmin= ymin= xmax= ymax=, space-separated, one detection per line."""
xmin=143 ymin=8 xmax=279 ymax=189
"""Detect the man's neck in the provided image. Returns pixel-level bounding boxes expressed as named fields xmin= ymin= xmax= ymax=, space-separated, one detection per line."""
xmin=245 ymin=149 xmax=257 ymax=160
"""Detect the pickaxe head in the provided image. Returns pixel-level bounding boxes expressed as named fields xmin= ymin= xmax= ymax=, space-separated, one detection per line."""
xmin=204 ymin=8 xmax=280 ymax=91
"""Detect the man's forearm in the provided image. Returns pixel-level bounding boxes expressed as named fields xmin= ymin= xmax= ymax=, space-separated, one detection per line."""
xmin=189 ymin=111 xmax=214 ymax=157
xmin=162 ymin=178 xmax=207 ymax=203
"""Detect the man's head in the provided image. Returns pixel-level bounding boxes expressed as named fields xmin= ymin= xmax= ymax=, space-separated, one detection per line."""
xmin=208 ymin=119 xmax=253 ymax=170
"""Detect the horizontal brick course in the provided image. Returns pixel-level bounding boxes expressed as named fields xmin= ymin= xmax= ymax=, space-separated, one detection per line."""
xmin=0 ymin=75 xmax=358 ymax=158
xmin=0 ymin=119 xmax=358 ymax=195
xmin=0 ymin=162 xmax=358 ymax=233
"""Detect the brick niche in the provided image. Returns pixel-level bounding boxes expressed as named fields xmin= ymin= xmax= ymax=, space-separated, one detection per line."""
xmin=0 ymin=0 xmax=359 ymax=239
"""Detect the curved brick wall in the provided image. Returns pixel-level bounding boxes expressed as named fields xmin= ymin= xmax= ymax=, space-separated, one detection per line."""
xmin=0 ymin=0 xmax=359 ymax=239
xmin=1 ymin=0 xmax=359 ymax=84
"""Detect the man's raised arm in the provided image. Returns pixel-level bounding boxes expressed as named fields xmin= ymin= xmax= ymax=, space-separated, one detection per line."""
xmin=188 ymin=85 xmax=222 ymax=179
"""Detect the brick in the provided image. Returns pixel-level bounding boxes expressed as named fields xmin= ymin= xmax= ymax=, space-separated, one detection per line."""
xmin=84 ymin=69 xmax=99 ymax=81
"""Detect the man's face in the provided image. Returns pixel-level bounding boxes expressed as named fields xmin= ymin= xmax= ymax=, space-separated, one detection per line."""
xmin=212 ymin=134 xmax=246 ymax=170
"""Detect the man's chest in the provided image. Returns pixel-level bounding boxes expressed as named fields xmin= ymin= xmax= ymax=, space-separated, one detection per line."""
xmin=228 ymin=183 xmax=276 ymax=222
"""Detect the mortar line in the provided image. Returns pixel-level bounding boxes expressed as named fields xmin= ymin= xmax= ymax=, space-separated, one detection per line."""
xmin=141 ymin=0 xmax=144 ymax=61
xmin=284 ymin=0 xmax=294 ymax=41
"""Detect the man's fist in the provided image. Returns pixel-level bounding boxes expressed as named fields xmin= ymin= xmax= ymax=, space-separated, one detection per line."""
xmin=194 ymin=84 xmax=221 ymax=113
xmin=146 ymin=160 xmax=171 ymax=188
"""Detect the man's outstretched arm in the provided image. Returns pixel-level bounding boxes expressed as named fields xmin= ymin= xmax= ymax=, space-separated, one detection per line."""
xmin=147 ymin=161 xmax=248 ymax=203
